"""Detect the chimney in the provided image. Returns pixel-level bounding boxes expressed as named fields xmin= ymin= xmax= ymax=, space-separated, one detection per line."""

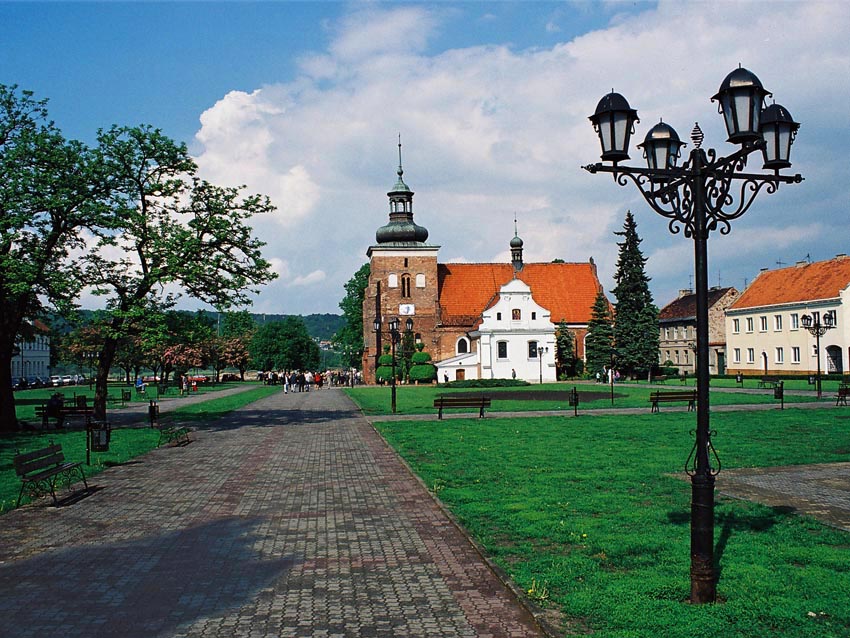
xmin=678 ymin=288 xmax=693 ymax=299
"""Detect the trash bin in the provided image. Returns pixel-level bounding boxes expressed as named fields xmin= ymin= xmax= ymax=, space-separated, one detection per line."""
xmin=736 ymin=373 xmax=743 ymax=385
xmin=89 ymin=421 xmax=111 ymax=452
xmin=774 ymin=382 xmax=784 ymax=400
xmin=148 ymin=400 xmax=159 ymax=426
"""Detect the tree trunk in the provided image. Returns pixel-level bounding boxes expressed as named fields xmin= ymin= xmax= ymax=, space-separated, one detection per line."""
xmin=94 ymin=337 xmax=119 ymax=420
xmin=0 ymin=348 xmax=18 ymax=432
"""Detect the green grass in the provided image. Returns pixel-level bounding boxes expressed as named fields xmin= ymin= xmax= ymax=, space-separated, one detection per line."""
xmin=1 ymin=384 xmax=282 ymax=513
xmin=372 ymin=409 xmax=850 ymax=637
xmin=346 ymin=382 xmax=820 ymax=416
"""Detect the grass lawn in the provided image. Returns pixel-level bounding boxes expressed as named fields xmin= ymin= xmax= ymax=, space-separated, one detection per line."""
xmin=0 ymin=384 xmax=281 ymax=513
xmin=371 ymin=408 xmax=850 ymax=637
xmin=347 ymin=382 xmax=821 ymax=416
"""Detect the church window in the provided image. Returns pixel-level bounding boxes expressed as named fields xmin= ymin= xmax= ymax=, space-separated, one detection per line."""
xmin=531 ymin=312 xmax=536 ymax=320
xmin=528 ymin=341 xmax=538 ymax=359
xmin=512 ymin=309 xmax=521 ymax=321
xmin=404 ymin=258 xmax=408 ymax=267
xmin=416 ymin=273 xmax=425 ymax=288
xmin=456 ymin=338 xmax=469 ymax=354
xmin=497 ymin=341 xmax=508 ymax=359
xmin=401 ymin=275 xmax=411 ymax=298
xmin=496 ymin=312 xmax=502 ymax=321
xmin=388 ymin=274 xmax=398 ymax=288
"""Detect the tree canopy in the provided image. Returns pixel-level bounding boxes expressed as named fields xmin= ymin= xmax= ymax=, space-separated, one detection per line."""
xmin=250 ymin=317 xmax=319 ymax=372
xmin=585 ymin=289 xmax=614 ymax=377
xmin=333 ymin=263 xmax=370 ymax=369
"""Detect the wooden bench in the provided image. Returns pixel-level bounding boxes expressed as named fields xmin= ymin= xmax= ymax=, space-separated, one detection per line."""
xmin=34 ymin=403 xmax=94 ymax=428
xmin=154 ymin=423 xmax=191 ymax=447
xmin=433 ymin=395 xmax=491 ymax=419
xmin=13 ymin=443 xmax=88 ymax=507
xmin=836 ymin=386 xmax=850 ymax=407
xmin=757 ymin=376 xmax=780 ymax=389
xmin=649 ymin=390 xmax=697 ymax=413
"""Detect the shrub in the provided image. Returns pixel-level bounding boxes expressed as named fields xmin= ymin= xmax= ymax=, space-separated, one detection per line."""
xmin=443 ymin=378 xmax=530 ymax=389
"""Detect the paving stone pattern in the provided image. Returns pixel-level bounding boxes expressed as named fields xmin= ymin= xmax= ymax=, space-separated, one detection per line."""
xmin=0 ymin=389 xmax=545 ymax=638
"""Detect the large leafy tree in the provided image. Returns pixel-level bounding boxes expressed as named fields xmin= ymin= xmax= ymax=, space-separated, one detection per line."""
xmin=0 ymin=85 xmax=112 ymax=431
xmin=585 ymin=289 xmax=615 ymax=378
xmin=611 ymin=211 xmax=660 ymax=379
xmin=332 ymin=263 xmax=369 ymax=369
xmin=250 ymin=317 xmax=319 ymax=372
xmin=84 ymin=125 xmax=277 ymax=418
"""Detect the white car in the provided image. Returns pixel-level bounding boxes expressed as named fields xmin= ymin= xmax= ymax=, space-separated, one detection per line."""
xmin=61 ymin=375 xmax=73 ymax=386
xmin=50 ymin=375 xmax=62 ymax=387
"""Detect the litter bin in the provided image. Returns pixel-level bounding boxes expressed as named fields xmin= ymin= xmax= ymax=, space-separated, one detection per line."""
xmin=148 ymin=400 xmax=159 ymax=426
xmin=735 ymin=373 xmax=743 ymax=386
xmin=89 ymin=421 xmax=111 ymax=452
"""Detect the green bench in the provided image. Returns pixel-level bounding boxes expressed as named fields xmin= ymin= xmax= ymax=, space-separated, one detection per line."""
xmin=433 ymin=395 xmax=491 ymax=419
xmin=13 ymin=443 xmax=88 ymax=507
xmin=649 ymin=390 xmax=697 ymax=413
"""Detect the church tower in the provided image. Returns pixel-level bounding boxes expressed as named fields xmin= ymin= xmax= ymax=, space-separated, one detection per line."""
xmin=363 ymin=140 xmax=440 ymax=382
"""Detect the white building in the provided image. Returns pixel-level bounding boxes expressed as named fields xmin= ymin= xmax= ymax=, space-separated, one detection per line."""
xmin=12 ymin=321 xmax=51 ymax=380
xmin=726 ymin=255 xmax=850 ymax=377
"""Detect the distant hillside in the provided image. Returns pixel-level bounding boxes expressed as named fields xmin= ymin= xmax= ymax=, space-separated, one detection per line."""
xmin=63 ymin=310 xmax=344 ymax=342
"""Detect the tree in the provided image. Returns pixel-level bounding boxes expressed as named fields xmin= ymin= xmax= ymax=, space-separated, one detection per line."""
xmin=585 ymin=289 xmax=614 ymax=378
xmin=555 ymin=320 xmax=577 ymax=378
xmin=0 ymin=84 xmax=113 ymax=431
xmin=220 ymin=310 xmax=256 ymax=380
xmin=250 ymin=317 xmax=319 ymax=372
xmin=408 ymin=343 xmax=436 ymax=383
xmin=333 ymin=263 xmax=370 ymax=369
xmin=611 ymin=211 xmax=660 ymax=379
xmin=83 ymin=125 xmax=277 ymax=418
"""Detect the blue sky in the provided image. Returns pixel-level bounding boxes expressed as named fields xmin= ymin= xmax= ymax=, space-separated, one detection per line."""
xmin=4 ymin=1 xmax=849 ymax=316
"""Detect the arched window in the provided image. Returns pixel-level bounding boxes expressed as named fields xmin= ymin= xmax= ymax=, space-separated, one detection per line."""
xmin=401 ymin=274 xmax=411 ymax=298
xmin=456 ymin=338 xmax=469 ymax=354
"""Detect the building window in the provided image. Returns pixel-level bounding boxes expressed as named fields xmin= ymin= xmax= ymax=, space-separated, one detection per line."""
xmin=673 ymin=326 xmax=679 ymax=339
xmin=496 ymin=312 xmax=502 ymax=321
xmin=497 ymin=341 xmax=508 ymax=359
xmin=684 ymin=350 xmax=689 ymax=364
xmin=531 ymin=312 xmax=536 ymax=320
xmin=775 ymin=347 xmax=784 ymax=364
xmin=665 ymin=350 xmax=671 ymax=363
xmin=415 ymin=273 xmax=425 ymax=288
xmin=675 ymin=350 xmax=680 ymax=363
xmin=388 ymin=274 xmax=398 ymax=288
xmin=528 ymin=341 xmax=538 ymax=359
xmin=732 ymin=318 xmax=740 ymax=334
xmin=759 ymin=316 xmax=768 ymax=332
xmin=512 ymin=309 xmax=521 ymax=321
xmin=456 ymin=338 xmax=469 ymax=355
xmin=733 ymin=348 xmax=741 ymax=363
xmin=664 ymin=327 xmax=671 ymax=340
xmin=790 ymin=313 xmax=799 ymax=330
xmin=404 ymin=258 xmax=409 ymax=267
xmin=746 ymin=317 xmax=754 ymax=333
xmin=792 ymin=346 xmax=801 ymax=363
xmin=774 ymin=315 xmax=782 ymax=331
xmin=401 ymin=275 xmax=411 ymax=298
xmin=747 ymin=348 xmax=755 ymax=364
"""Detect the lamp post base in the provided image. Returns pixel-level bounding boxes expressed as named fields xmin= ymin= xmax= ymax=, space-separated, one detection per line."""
xmin=690 ymin=472 xmax=717 ymax=604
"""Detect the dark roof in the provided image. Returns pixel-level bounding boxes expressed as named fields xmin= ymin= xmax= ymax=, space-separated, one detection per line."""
xmin=659 ymin=287 xmax=736 ymax=321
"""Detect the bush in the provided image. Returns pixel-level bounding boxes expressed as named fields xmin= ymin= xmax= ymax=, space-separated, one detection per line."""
xmin=409 ymin=363 xmax=436 ymax=383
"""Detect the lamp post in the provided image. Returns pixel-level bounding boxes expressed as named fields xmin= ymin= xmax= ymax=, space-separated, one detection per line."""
xmin=609 ymin=348 xmax=617 ymax=406
xmin=801 ymin=313 xmax=835 ymax=399
xmin=374 ymin=317 xmax=402 ymax=413
xmin=584 ymin=67 xmax=803 ymax=604
xmin=538 ymin=345 xmax=549 ymax=384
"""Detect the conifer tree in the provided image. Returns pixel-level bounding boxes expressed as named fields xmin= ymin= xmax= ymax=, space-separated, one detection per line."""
xmin=585 ymin=289 xmax=614 ymax=378
xmin=611 ymin=211 xmax=660 ymax=379
xmin=555 ymin=320 xmax=577 ymax=378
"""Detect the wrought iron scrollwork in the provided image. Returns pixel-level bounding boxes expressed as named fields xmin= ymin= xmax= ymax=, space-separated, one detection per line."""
xmin=685 ymin=429 xmax=721 ymax=477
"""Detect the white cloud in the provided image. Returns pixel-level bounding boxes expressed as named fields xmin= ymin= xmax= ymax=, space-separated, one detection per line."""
xmin=191 ymin=1 xmax=850 ymax=314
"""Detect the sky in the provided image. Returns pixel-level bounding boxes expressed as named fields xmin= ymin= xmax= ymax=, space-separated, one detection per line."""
xmin=3 ymin=1 xmax=849 ymax=317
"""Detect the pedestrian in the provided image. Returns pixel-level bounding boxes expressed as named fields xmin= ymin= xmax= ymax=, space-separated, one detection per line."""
xmin=443 ymin=372 xmax=449 ymax=384
xmin=511 ymin=368 xmax=516 ymax=380
xmin=181 ymin=374 xmax=189 ymax=396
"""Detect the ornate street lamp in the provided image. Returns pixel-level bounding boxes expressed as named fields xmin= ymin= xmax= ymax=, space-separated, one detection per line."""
xmin=538 ymin=345 xmax=549 ymax=384
xmin=374 ymin=317 xmax=403 ymax=414
xmin=801 ymin=312 xmax=835 ymax=399
xmin=584 ymin=67 xmax=803 ymax=604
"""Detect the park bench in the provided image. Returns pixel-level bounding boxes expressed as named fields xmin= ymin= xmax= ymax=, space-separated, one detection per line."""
xmin=154 ymin=423 xmax=192 ymax=447
xmin=836 ymin=385 xmax=850 ymax=407
xmin=34 ymin=401 xmax=94 ymax=428
xmin=433 ymin=395 xmax=491 ymax=419
xmin=649 ymin=390 xmax=697 ymax=413
xmin=13 ymin=442 xmax=88 ymax=507
xmin=758 ymin=376 xmax=780 ymax=389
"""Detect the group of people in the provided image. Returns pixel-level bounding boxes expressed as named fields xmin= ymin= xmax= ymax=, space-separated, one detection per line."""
xmin=258 ymin=369 xmax=362 ymax=392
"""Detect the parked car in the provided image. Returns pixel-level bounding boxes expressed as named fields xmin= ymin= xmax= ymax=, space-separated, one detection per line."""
xmin=50 ymin=375 xmax=62 ymax=387
xmin=26 ymin=376 xmax=44 ymax=389
xmin=12 ymin=377 xmax=27 ymax=391
xmin=61 ymin=375 xmax=73 ymax=386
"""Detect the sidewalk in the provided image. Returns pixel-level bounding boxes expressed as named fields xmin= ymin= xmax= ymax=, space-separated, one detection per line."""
xmin=0 ymin=388 xmax=547 ymax=638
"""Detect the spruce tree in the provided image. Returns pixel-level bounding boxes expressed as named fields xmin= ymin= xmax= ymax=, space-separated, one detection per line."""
xmin=555 ymin=320 xmax=577 ymax=378
xmin=585 ymin=289 xmax=614 ymax=378
xmin=611 ymin=211 xmax=660 ymax=379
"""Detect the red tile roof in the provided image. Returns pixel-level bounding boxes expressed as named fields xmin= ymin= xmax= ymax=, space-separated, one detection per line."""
xmin=730 ymin=255 xmax=850 ymax=310
xmin=659 ymin=287 xmax=736 ymax=321
xmin=437 ymin=262 xmax=603 ymax=326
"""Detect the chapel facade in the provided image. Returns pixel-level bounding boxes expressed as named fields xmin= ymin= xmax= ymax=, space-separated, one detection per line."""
xmin=361 ymin=148 xmax=606 ymax=384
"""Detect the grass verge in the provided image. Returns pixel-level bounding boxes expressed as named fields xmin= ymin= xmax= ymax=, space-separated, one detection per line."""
xmin=372 ymin=408 xmax=850 ymax=637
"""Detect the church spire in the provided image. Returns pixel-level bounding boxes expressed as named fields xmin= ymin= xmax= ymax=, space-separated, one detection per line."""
xmin=510 ymin=213 xmax=524 ymax=274
xmin=375 ymin=135 xmax=429 ymax=245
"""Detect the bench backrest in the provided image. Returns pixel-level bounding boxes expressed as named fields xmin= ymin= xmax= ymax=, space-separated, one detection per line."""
xmin=13 ymin=444 xmax=64 ymax=477
xmin=651 ymin=391 xmax=696 ymax=399
xmin=435 ymin=396 xmax=491 ymax=406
